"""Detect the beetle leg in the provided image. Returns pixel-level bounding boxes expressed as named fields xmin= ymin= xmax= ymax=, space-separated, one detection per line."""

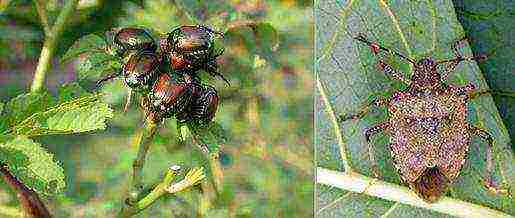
xmin=338 ymin=96 xmax=388 ymax=122
xmin=123 ymin=89 xmax=133 ymax=113
xmin=364 ymin=122 xmax=389 ymax=178
xmin=377 ymin=60 xmax=411 ymax=85
xmin=206 ymin=61 xmax=230 ymax=86
xmin=468 ymin=125 xmax=508 ymax=195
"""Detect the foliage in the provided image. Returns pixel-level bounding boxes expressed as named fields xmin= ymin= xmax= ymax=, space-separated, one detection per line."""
xmin=0 ymin=89 xmax=113 ymax=197
xmin=0 ymin=135 xmax=65 ymax=196
xmin=315 ymin=0 xmax=513 ymax=217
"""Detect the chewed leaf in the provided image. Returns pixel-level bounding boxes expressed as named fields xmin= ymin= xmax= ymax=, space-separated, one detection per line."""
xmin=0 ymin=135 xmax=65 ymax=196
xmin=60 ymin=33 xmax=121 ymax=82
xmin=187 ymin=122 xmax=228 ymax=153
xmin=13 ymin=94 xmax=114 ymax=136
xmin=61 ymin=33 xmax=108 ymax=64
xmin=0 ymin=92 xmax=54 ymax=133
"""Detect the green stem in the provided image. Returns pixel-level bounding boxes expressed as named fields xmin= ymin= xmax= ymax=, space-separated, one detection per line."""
xmin=120 ymin=168 xmax=178 ymax=217
xmin=120 ymin=166 xmax=205 ymax=217
xmin=34 ymin=0 xmax=50 ymax=35
xmin=316 ymin=167 xmax=512 ymax=217
xmin=207 ymin=153 xmax=223 ymax=193
xmin=130 ymin=120 xmax=158 ymax=198
xmin=30 ymin=0 xmax=79 ymax=92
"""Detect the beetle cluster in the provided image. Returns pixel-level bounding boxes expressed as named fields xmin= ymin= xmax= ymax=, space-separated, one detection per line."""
xmin=97 ymin=25 xmax=228 ymax=124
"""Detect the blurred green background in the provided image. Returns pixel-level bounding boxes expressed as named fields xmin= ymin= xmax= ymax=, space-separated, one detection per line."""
xmin=0 ymin=0 xmax=313 ymax=217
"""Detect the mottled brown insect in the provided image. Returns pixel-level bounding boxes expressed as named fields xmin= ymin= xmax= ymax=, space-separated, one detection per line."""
xmin=341 ymin=34 xmax=506 ymax=202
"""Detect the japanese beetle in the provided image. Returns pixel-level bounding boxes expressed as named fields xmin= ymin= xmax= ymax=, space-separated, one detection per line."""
xmin=145 ymin=73 xmax=219 ymax=124
xmin=112 ymin=27 xmax=157 ymax=58
xmin=96 ymin=51 xmax=160 ymax=92
xmin=164 ymin=25 xmax=229 ymax=85
xmin=147 ymin=73 xmax=196 ymax=122
xmin=189 ymin=85 xmax=219 ymax=123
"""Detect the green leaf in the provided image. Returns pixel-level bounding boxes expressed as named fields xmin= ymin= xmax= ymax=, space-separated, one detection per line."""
xmin=58 ymin=82 xmax=89 ymax=102
xmin=315 ymin=0 xmax=513 ymax=216
xmin=61 ymin=33 xmax=121 ymax=82
xmin=0 ymin=91 xmax=54 ymax=133
xmin=60 ymin=33 xmax=108 ymax=64
xmin=453 ymin=0 xmax=515 ymax=149
xmin=0 ymin=135 xmax=65 ymax=196
xmin=186 ymin=122 xmax=228 ymax=153
xmin=12 ymin=94 xmax=114 ymax=136
xmin=76 ymin=52 xmax=121 ymax=81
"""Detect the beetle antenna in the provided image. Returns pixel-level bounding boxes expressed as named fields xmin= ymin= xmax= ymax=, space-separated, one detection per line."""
xmin=95 ymin=70 xmax=123 ymax=88
xmin=354 ymin=34 xmax=416 ymax=65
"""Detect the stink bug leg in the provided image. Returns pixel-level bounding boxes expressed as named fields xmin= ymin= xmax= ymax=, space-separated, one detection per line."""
xmin=364 ymin=122 xmax=389 ymax=178
xmin=438 ymin=37 xmax=488 ymax=80
xmin=468 ymin=125 xmax=509 ymax=195
xmin=338 ymin=96 xmax=389 ymax=178
xmin=338 ymin=97 xmax=388 ymax=122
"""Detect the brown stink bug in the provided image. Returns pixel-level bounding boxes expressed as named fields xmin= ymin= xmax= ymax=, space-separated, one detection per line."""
xmin=340 ymin=34 xmax=508 ymax=202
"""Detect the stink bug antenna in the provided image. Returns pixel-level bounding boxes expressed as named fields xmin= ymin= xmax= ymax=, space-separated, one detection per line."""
xmin=437 ymin=36 xmax=489 ymax=80
xmin=436 ymin=37 xmax=488 ymax=65
xmin=354 ymin=34 xmax=416 ymax=65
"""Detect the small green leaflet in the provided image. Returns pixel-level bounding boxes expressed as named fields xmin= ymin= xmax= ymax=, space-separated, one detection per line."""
xmin=0 ymin=135 xmax=65 ymax=196
xmin=12 ymin=94 xmax=114 ymax=136
xmin=61 ymin=33 xmax=121 ymax=81
xmin=0 ymin=92 xmax=54 ymax=133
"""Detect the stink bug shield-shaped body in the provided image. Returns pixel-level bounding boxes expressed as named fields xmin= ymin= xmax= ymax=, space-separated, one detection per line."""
xmin=344 ymin=35 xmax=506 ymax=202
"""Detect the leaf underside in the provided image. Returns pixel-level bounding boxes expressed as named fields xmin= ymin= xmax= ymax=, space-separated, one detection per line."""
xmin=315 ymin=0 xmax=513 ymax=216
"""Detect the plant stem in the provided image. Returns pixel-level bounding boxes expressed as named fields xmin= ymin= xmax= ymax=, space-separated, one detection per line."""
xmin=207 ymin=153 xmax=223 ymax=193
xmin=31 ymin=0 xmax=79 ymax=92
xmin=316 ymin=167 xmax=512 ymax=217
xmin=130 ymin=120 xmax=158 ymax=197
xmin=120 ymin=168 xmax=178 ymax=217
xmin=33 ymin=0 xmax=50 ymax=35
xmin=0 ymin=164 xmax=51 ymax=218
xmin=120 ymin=167 xmax=205 ymax=217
